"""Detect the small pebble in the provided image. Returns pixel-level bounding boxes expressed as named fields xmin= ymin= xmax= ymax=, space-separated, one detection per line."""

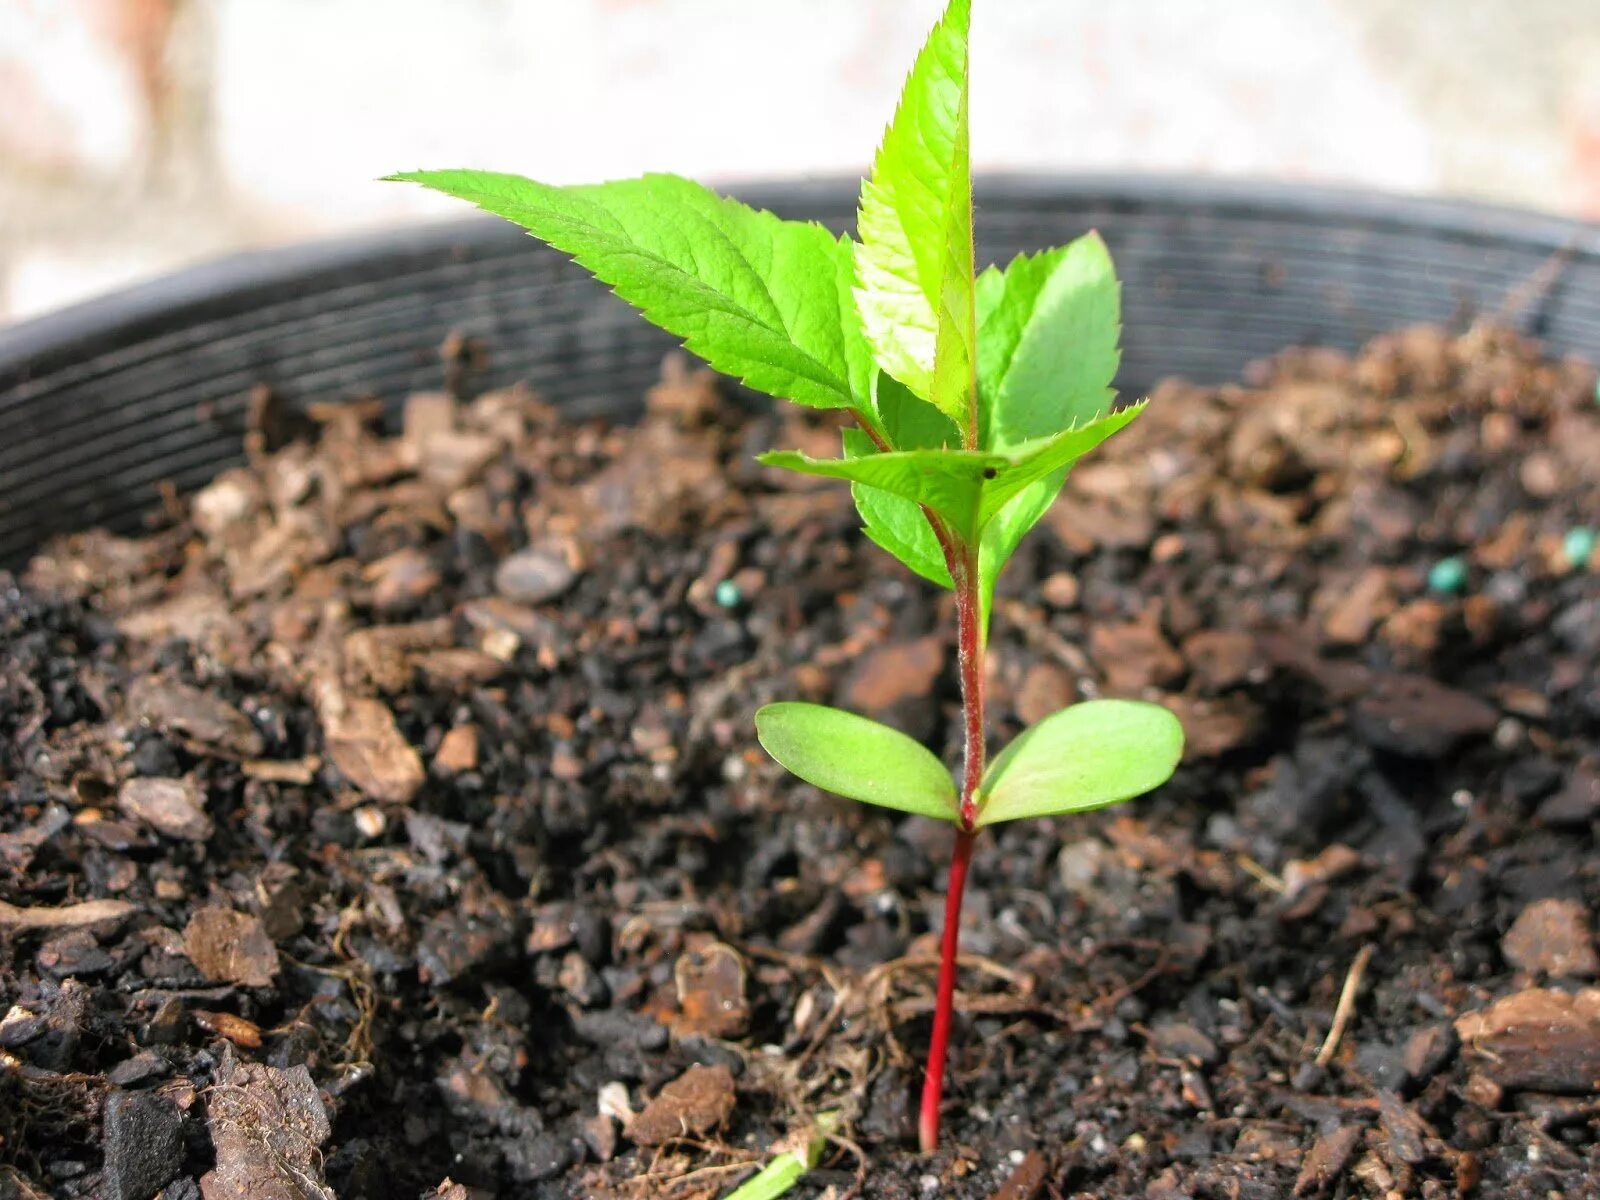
xmin=1427 ymin=556 xmax=1468 ymax=596
xmin=1485 ymin=570 xmax=1526 ymax=607
xmin=1563 ymin=527 xmax=1596 ymax=571
xmin=1041 ymin=572 xmax=1079 ymax=608
xmin=353 ymin=806 xmax=387 ymax=838
xmin=714 ymin=579 xmax=742 ymax=609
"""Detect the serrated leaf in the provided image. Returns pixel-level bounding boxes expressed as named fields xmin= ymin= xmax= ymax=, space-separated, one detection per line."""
xmin=843 ymin=428 xmax=953 ymax=589
xmin=387 ymin=170 xmax=869 ymax=414
xmin=762 ymin=402 xmax=1144 ymax=546
xmin=761 ymin=445 xmax=997 ymax=543
xmin=975 ymin=251 xmax=1056 ymax=441
xmin=756 ymin=702 xmax=958 ymax=822
xmin=975 ymin=402 xmax=1146 ymax=526
xmin=987 ymin=232 xmax=1121 ymax=448
xmin=970 ymin=237 xmax=1122 ymax=624
xmin=854 ymin=0 xmax=976 ymax=431
xmin=977 ymin=700 xmax=1184 ymax=827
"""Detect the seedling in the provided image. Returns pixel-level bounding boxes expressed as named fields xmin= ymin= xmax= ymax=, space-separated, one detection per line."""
xmin=724 ymin=1111 xmax=839 ymax=1200
xmin=391 ymin=0 xmax=1182 ymax=1155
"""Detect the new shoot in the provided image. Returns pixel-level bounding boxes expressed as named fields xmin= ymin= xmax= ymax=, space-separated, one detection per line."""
xmin=390 ymin=0 xmax=1183 ymax=1155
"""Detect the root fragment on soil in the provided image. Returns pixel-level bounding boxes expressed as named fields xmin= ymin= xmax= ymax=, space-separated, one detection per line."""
xmin=275 ymin=954 xmax=380 ymax=1069
xmin=0 ymin=897 xmax=136 ymax=929
xmin=627 ymin=1139 xmax=763 ymax=1199
xmin=1316 ymin=943 xmax=1376 ymax=1067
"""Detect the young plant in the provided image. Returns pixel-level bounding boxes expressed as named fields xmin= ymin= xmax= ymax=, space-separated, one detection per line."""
xmin=390 ymin=0 xmax=1182 ymax=1155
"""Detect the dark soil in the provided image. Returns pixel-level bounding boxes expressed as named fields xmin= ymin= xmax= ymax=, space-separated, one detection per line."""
xmin=2 ymin=326 xmax=1599 ymax=1200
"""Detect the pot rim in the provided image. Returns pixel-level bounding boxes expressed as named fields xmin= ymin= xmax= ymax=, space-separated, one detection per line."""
xmin=5 ymin=173 xmax=1598 ymax=385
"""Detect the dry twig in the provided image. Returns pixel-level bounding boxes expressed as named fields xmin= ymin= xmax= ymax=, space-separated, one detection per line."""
xmin=1316 ymin=943 xmax=1375 ymax=1067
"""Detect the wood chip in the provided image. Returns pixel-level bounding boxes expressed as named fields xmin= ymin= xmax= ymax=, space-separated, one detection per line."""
xmin=117 ymin=777 xmax=212 ymax=842
xmin=317 ymin=688 xmax=425 ymax=804
xmin=1317 ymin=943 xmax=1375 ymax=1067
xmin=842 ymin=636 xmax=945 ymax=712
xmin=127 ymin=677 xmax=264 ymax=757
xmin=202 ymin=1052 xmax=334 ymax=1199
xmin=183 ymin=907 xmax=280 ymax=988
xmin=989 ymin=1149 xmax=1048 ymax=1200
xmin=1502 ymin=898 xmax=1599 ymax=978
xmin=1376 ymin=1089 xmax=1428 ymax=1166
xmin=1293 ymin=1124 xmax=1363 ymax=1196
xmin=623 ymin=1064 xmax=736 ymax=1147
xmin=240 ymin=757 xmax=321 ymax=785
xmin=1455 ymin=988 xmax=1600 ymax=1092
xmin=1090 ymin=616 xmax=1185 ymax=694
xmin=433 ymin=726 xmax=480 ymax=775
xmin=672 ymin=941 xmax=749 ymax=1039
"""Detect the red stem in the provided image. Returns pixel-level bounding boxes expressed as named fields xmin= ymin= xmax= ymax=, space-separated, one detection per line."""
xmin=918 ymin=541 xmax=986 ymax=1154
xmin=918 ymin=826 xmax=975 ymax=1153
xmin=855 ymin=410 xmax=988 ymax=1153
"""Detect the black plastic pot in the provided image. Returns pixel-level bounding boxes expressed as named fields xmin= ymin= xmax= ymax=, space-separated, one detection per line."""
xmin=2 ymin=176 xmax=1598 ymax=568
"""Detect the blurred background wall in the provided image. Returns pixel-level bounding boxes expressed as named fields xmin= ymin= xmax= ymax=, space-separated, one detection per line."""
xmin=2 ymin=0 xmax=1597 ymax=323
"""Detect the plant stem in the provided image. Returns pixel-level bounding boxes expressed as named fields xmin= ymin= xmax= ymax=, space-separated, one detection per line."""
xmin=918 ymin=542 xmax=987 ymax=1154
xmin=952 ymin=549 xmax=986 ymax=830
xmin=918 ymin=825 xmax=975 ymax=1154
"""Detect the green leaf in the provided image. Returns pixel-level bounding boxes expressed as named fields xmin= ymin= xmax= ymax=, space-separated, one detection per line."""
xmin=761 ymin=445 xmax=997 ymax=543
xmin=761 ymin=402 xmax=1144 ymax=545
xmin=975 ymin=252 xmax=1055 ymax=439
xmin=968 ymin=238 xmax=1125 ymax=624
xmin=756 ymin=703 xmax=958 ymax=822
xmin=386 ymin=170 xmax=869 ymax=414
xmin=836 ymin=236 xmax=878 ymax=413
xmin=975 ymin=402 xmax=1146 ymax=526
xmin=878 ymin=371 xmax=960 ymax=450
xmin=977 ymin=700 xmax=1184 ymax=827
xmin=843 ymin=429 xmax=953 ymax=589
xmin=725 ymin=1113 xmax=839 ymax=1200
xmin=977 ymin=471 xmax=1063 ymax=629
xmin=842 ymin=372 xmax=958 ymax=589
xmin=977 ymin=234 xmax=1121 ymax=450
xmin=853 ymin=0 xmax=976 ymax=431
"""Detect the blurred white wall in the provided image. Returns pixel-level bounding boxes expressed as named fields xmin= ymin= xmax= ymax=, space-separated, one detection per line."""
xmin=3 ymin=0 xmax=1598 ymax=321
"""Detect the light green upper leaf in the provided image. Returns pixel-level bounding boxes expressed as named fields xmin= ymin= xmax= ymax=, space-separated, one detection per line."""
xmin=853 ymin=0 xmax=976 ymax=432
xmin=762 ymin=401 xmax=1144 ymax=545
xmin=969 ymin=236 xmax=1123 ymax=623
xmin=986 ymin=232 xmax=1121 ymax=448
xmin=387 ymin=170 xmax=870 ymax=414
xmin=836 ymin=236 xmax=878 ymax=413
xmin=977 ymin=699 xmax=1184 ymax=827
xmin=975 ymin=249 xmax=1058 ymax=442
xmin=756 ymin=702 xmax=959 ymax=822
